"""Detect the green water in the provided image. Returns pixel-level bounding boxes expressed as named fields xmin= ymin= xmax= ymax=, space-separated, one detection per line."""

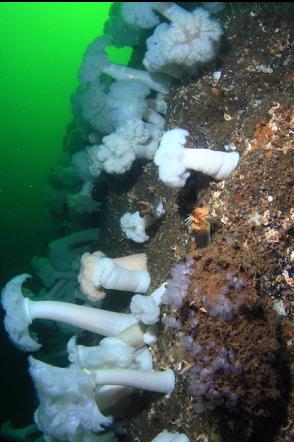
xmin=0 ymin=1 xmax=132 ymax=427
xmin=0 ymin=2 xmax=131 ymax=278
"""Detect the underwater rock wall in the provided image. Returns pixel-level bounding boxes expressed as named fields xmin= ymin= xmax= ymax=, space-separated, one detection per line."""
xmin=0 ymin=3 xmax=294 ymax=442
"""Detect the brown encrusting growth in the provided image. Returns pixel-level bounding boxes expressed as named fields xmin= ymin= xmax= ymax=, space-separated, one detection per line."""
xmin=181 ymin=242 xmax=282 ymax=417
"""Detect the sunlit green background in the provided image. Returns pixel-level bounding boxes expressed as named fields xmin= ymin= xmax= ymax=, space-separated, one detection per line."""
xmin=0 ymin=2 xmax=131 ymax=279
xmin=0 ymin=2 xmax=133 ymax=428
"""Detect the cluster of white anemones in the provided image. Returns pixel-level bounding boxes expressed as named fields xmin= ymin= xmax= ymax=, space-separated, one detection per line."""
xmin=1 ymin=3 xmax=240 ymax=441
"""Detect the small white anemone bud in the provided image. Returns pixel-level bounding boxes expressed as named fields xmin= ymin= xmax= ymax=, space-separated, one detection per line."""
xmin=130 ymin=282 xmax=167 ymax=325
xmin=151 ymin=429 xmax=190 ymax=441
xmin=120 ymin=200 xmax=165 ymax=243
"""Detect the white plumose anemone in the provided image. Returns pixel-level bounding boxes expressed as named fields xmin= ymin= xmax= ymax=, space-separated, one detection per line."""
xmin=154 ymin=128 xmax=239 ymax=188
